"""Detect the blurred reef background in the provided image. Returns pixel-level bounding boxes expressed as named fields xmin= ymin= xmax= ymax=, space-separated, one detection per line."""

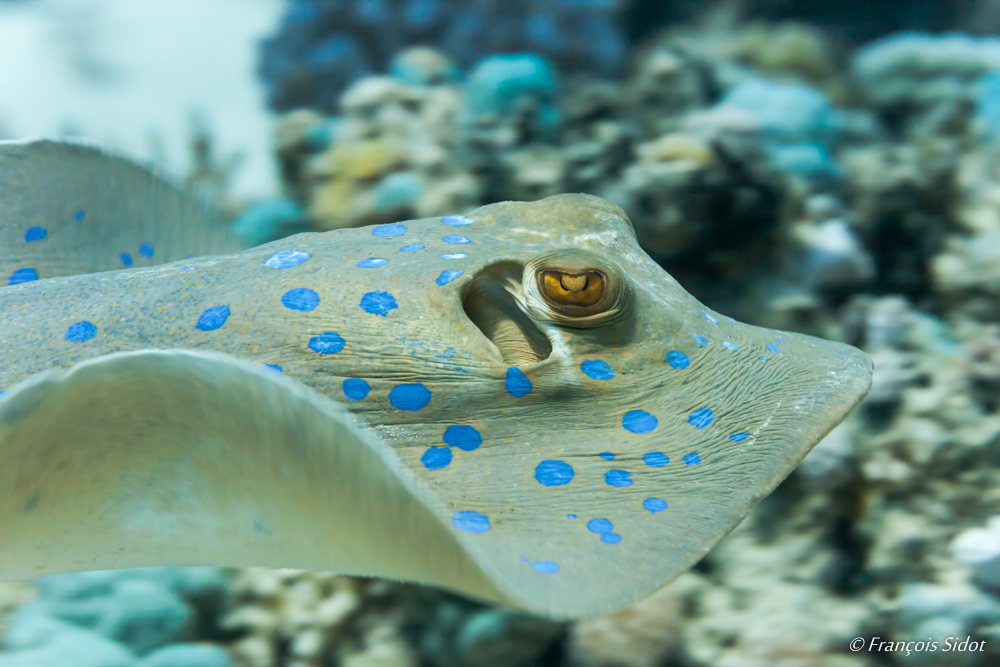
xmin=9 ymin=0 xmax=1000 ymax=665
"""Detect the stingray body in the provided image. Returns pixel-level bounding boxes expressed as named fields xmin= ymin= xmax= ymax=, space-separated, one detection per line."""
xmin=0 ymin=140 xmax=872 ymax=619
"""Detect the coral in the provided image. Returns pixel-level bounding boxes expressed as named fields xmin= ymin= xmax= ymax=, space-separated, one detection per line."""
xmin=257 ymin=0 xmax=627 ymax=114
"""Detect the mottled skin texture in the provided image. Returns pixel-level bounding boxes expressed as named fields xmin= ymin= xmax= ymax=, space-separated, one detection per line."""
xmin=0 ymin=140 xmax=873 ymax=619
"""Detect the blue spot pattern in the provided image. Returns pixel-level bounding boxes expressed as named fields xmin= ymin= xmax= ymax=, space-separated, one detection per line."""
xmin=643 ymin=452 xmax=669 ymax=467
xmin=587 ymin=518 xmax=622 ymax=545
xmin=683 ymin=452 xmax=702 ymax=466
xmin=196 ymin=305 xmax=230 ymax=331
xmin=389 ymin=383 xmax=431 ymax=411
xmin=703 ymin=309 xmax=719 ymax=324
xmin=776 ymin=337 xmax=787 ymax=343
xmin=139 ymin=242 xmax=154 ymax=258
xmin=505 ymin=367 xmax=532 ymax=397
xmin=766 ymin=343 xmax=783 ymax=354
xmin=422 ymin=447 xmax=452 ymax=470
xmin=441 ymin=215 xmax=473 ymax=226
xmin=730 ymin=432 xmax=749 ymax=443
xmin=623 ymin=409 xmax=657 ymax=434
xmin=694 ymin=333 xmax=707 ymax=348
xmin=282 ymin=288 xmax=320 ymax=312
xmin=644 ymin=498 xmax=668 ymax=513
xmin=8 ymin=268 xmax=38 ymax=285
xmin=264 ymin=250 xmax=311 ymax=269
xmin=599 ymin=452 xmax=615 ymax=461
xmin=443 ymin=425 xmax=482 ymax=451
xmin=728 ymin=317 xmax=738 ymax=323
xmin=688 ymin=407 xmax=715 ymax=429
xmin=74 ymin=209 xmax=85 ymax=222
xmin=309 ymin=332 xmax=345 ymax=355
xmin=442 ymin=235 xmax=471 ymax=244
xmin=758 ymin=355 xmax=769 ymax=361
xmin=531 ymin=561 xmax=559 ymax=574
xmin=120 ymin=253 xmax=133 ymax=267
xmin=436 ymin=269 xmax=463 ymax=285
xmin=263 ymin=364 xmax=283 ymax=374
xmin=357 ymin=257 xmax=388 ymax=268
xmin=400 ymin=243 xmax=425 ymax=252
xmin=667 ymin=350 xmax=690 ymax=369
xmin=343 ymin=378 xmax=370 ymax=401
xmin=535 ymin=460 xmax=574 ymax=487
xmin=605 ymin=470 xmax=633 ymax=487
xmin=360 ymin=291 xmax=398 ymax=316
xmin=440 ymin=253 xmax=467 ymax=259
xmin=581 ymin=359 xmax=614 ymax=380
xmin=64 ymin=321 xmax=97 ymax=342
xmin=722 ymin=341 xmax=740 ymax=351
xmin=24 ymin=227 xmax=47 ymax=242
xmin=373 ymin=223 xmax=406 ymax=237
xmin=567 ymin=514 xmax=578 ymax=519
xmin=452 ymin=510 xmax=490 ymax=534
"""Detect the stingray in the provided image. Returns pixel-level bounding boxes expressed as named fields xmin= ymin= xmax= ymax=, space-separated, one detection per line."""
xmin=0 ymin=139 xmax=872 ymax=620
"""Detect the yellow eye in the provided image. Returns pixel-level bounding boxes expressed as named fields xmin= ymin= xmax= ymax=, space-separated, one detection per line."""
xmin=540 ymin=270 xmax=606 ymax=308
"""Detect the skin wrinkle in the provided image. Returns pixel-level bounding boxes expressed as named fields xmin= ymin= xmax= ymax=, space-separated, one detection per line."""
xmin=0 ymin=140 xmax=874 ymax=620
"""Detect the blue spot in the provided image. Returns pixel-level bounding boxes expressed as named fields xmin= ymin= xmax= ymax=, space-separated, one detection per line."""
xmin=567 ymin=514 xmax=577 ymax=519
xmin=694 ymin=333 xmax=707 ymax=347
xmin=505 ymin=367 xmax=532 ymax=397
xmin=643 ymin=498 xmax=668 ymax=513
xmin=0 ymin=391 xmax=5 ymax=398
xmin=605 ymin=469 xmax=633 ymax=487
xmin=8 ymin=268 xmax=38 ymax=285
xmin=343 ymin=378 xmax=370 ymax=402
xmin=440 ymin=253 xmax=467 ymax=259
xmin=74 ymin=209 xmax=85 ymax=222
xmin=623 ymin=409 xmax=657 ymax=434
xmin=730 ymin=432 xmax=749 ymax=443
xmin=400 ymin=243 xmax=425 ymax=252
xmin=24 ymin=227 xmax=47 ymax=242
xmin=196 ymin=305 xmax=230 ymax=331
xmin=535 ymin=460 xmax=574 ymax=487
xmin=758 ymin=355 xmax=769 ymax=361
xmin=422 ymin=447 xmax=452 ymax=470
xmin=766 ymin=343 xmax=783 ymax=354
xmin=442 ymin=235 xmax=471 ymax=244
xmin=389 ymin=383 xmax=431 ymax=411
xmin=683 ymin=452 xmax=702 ymax=466
xmin=599 ymin=452 xmax=615 ymax=461
xmin=643 ymin=452 xmax=670 ymax=467
xmin=308 ymin=332 xmax=345 ymax=355
xmin=722 ymin=341 xmax=740 ymax=351
xmin=587 ymin=518 xmax=614 ymax=534
xmin=263 ymin=364 xmax=283 ymax=374
xmin=532 ymin=560 xmax=559 ymax=574
xmin=139 ymin=242 xmax=154 ymax=258
xmin=64 ymin=321 xmax=96 ymax=342
xmin=581 ymin=359 xmax=615 ymax=380
xmin=373 ymin=223 xmax=406 ymax=237
xmin=281 ymin=288 xmax=320 ymax=312
xmin=601 ymin=533 xmax=623 ymax=545
xmin=360 ymin=291 xmax=398 ymax=316
xmin=436 ymin=269 xmax=464 ymax=285
xmin=776 ymin=337 xmax=787 ymax=343
xmin=264 ymin=250 xmax=311 ymax=269
xmin=703 ymin=309 xmax=719 ymax=324
xmin=667 ymin=351 xmax=690 ymax=369
xmin=452 ymin=510 xmax=490 ymax=534
xmin=521 ymin=556 xmax=530 ymax=563
xmin=443 ymin=425 xmax=482 ymax=452
xmin=357 ymin=257 xmax=388 ymax=268
xmin=728 ymin=317 xmax=738 ymax=323
xmin=688 ymin=407 xmax=715 ymax=429
xmin=441 ymin=215 xmax=473 ymax=226
xmin=120 ymin=252 xmax=133 ymax=267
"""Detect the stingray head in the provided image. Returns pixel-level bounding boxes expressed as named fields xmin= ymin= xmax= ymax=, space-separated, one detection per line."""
xmin=326 ymin=194 xmax=873 ymax=618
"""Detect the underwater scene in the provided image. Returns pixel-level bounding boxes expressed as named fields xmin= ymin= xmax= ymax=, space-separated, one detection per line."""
xmin=1 ymin=0 xmax=1000 ymax=665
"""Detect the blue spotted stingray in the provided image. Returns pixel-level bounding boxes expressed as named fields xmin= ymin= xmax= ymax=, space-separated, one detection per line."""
xmin=0 ymin=140 xmax=872 ymax=620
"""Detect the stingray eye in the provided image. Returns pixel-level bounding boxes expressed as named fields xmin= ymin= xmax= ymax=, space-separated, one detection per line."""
xmin=540 ymin=270 xmax=606 ymax=308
